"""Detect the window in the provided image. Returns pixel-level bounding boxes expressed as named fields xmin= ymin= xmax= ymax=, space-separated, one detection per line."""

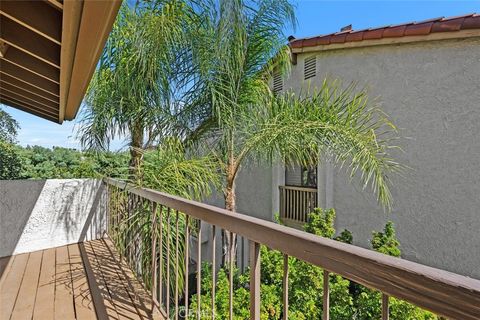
xmin=285 ymin=165 xmax=317 ymax=188
xmin=301 ymin=166 xmax=317 ymax=188
xmin=304 ymin=55 xmax=316 ymax=80
xmin=273 ymin=71 xmax=283 ymax=93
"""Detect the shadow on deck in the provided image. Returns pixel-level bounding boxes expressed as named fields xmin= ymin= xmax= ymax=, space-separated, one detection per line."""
xmin=0 ymin=239 xmax=162 ymax=319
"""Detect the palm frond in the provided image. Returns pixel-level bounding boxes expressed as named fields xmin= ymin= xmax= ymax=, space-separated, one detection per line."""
xmin=242 ymin=81 xmax=403 ymax=209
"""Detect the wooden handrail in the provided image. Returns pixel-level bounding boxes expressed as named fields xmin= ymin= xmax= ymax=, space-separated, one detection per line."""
xmin=104 ymin=178 xmax=480 ymax=320
xmin=279 ymin=185 xmax=317 ymax=192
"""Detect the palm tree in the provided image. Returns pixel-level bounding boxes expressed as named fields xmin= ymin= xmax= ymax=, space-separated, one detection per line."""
xmin=77 ymin=1 xmax=218 ymax=303
xmin=110 ymin=138 xmax=220 ymax=302
xmin=78 ymin=1 xmax=190 ymax=177
xmin=176 ymin=0 xmax=402 ymax=259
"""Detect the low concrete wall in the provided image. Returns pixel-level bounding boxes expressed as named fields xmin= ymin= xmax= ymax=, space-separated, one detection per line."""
xmin=0 ymin=179 xmax=107 ymax=257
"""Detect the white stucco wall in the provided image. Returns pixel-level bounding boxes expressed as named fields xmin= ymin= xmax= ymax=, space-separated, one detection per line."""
xmin=0 ymin=179 xmax=107 ymax=257
xmin=272 ymin=37 xmax=480 ymax=279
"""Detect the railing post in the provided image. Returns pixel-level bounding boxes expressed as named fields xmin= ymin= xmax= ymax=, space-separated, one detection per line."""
xmin=249 ymin=240 xmax=260 ymax=320
xmin=382 ymin=294 xmax=389 ymax=320
xmin=323 ymin=270 xmax=329 ymax=320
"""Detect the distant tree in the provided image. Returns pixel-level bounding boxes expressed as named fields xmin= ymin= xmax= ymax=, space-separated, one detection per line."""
xmin=17 ymin=145 xmax=129 ymax=179
xmin=0 ymin=107 xmax=20 ymax=143
xmin=0 ymin=108 xmax=21 ymax=179
xmin=0 ymin=140 xmax=22 ymax=179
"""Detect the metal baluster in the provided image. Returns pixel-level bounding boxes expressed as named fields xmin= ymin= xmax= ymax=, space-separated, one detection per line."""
xmin=323 ymin=271 xmax=330 ymax=320
xmin=127 ymin=192 xmax=133 ymax=265
xmin=229 ymin=233 xmax=235 ymax=320
xmin=184 ymin=215 xmax=190 ymax=318
xmin=197 ymin=220 xmax=202 ymax=320
xmin=382 ymin=294 xmax=389 ymax=320
xmin=283 ymin=254 xmax=289 ymax=320
xmin=249 ymin=240 xmax=260 ymax=320
xmin=159 ymin=205 xmax=164 ymax=310
xmin=175 ymin=211 xmax=179 ymax=320
xmin=211 ymin=225 xmax=216 ymax=320
xmin=106 ymin=184 xmax=110 ymax=236
xmin=151 ymin=201 xmax=158 ymax=310
xmin=115 ymin=187 xmax=120 ymax=243
xmin=166 ymin=208 xmax=171 ymax=318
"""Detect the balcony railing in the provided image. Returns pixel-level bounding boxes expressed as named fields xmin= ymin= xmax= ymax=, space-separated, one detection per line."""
xmin=279 ymin=185 xmax=318 ymax=225
xmin=104 ymin=178 xmax=480 ymax=320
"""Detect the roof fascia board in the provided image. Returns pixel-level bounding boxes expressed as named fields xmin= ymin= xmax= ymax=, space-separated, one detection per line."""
xmin=291 ymin=29 xmax=480 ymax=54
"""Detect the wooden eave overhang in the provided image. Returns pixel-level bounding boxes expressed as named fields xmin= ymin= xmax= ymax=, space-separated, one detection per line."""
xmin=0 ymin=0 xmax=122 ymax=123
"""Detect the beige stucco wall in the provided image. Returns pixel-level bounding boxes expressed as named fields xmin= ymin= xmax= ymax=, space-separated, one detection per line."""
xmin=277 ymin=37 xmax=480 ymax=279
xmin=0 ymin=179 xmax=107 ymax=257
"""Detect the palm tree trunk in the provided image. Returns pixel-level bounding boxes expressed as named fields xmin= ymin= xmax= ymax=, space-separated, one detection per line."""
xmin=223 ymin=163 xmax=237 ymax=266
xmin=129 ymin=121 xmax=144 ymax=180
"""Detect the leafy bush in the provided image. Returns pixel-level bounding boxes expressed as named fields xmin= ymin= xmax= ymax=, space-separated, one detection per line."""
xmin=189 ymin=208 xmax=437 ymax=319
xmin=371 ymin=221 xmax=401 ymax=257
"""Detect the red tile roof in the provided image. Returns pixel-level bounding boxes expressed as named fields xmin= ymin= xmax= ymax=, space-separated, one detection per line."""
xmin=290 ymin=14 xmax=480 ymax=49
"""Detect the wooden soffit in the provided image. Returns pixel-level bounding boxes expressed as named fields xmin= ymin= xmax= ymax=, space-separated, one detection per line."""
xmin=0 ymin=0 xmax=122 ymax=123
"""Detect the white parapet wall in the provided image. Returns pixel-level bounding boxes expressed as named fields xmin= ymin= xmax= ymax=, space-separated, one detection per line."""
xmin=0 ymin=179 xmax=107 ymax=257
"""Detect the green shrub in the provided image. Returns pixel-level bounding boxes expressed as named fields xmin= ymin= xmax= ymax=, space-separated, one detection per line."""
xmin=189 ymin=209 xmax=437 ymax=319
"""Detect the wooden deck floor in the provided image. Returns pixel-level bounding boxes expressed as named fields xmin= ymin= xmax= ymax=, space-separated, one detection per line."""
xmin=0 ymin=239 xmax=161 ymax=320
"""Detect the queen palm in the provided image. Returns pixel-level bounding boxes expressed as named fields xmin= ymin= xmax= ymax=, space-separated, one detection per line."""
xmin=78 ymin=1 xmax=190 ymax=177
xmin=77 ymin=0 xmax=218 ymax=302
xmin=178 ymin=0 xmax=402 ymax=259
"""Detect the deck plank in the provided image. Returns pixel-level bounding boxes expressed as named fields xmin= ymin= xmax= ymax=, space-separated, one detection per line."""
xmin=0 ymin=253 xmax=29 ymax=319
xmin=88 ymin=240 xmax=143 ymax=320
xmin=1 ymin=240 xmax=161 ymax=320
xmin=83 ymin=241 xmax=122 ymax=319
xmin=68 ymin=244 xmax=97 ymax=319
xmin=33 ymin=247 xmax=56 ymax=319
xmin=54 ymin=245 xmax=76 ymax=320
xmin=10 ymin=250 xmax=43 ymax=320
xmin=102 ymin=238 xmax=160 ymax=319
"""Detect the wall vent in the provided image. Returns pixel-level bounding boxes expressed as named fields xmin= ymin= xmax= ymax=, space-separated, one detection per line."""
xmin=304 ymin=55 xmax=316 ymax=80
xmin=273 ymin=71 xmax=283 ymax=93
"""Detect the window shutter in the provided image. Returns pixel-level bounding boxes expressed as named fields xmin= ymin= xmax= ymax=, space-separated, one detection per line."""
xmin=273 ymin=71 xmax=283 ymax=93
xmin=304 ymin=55 xmax=316 ymax=80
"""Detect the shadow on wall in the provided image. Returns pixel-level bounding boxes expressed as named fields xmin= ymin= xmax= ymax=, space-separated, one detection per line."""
xmin=0 ymin=179 xmax=46 ymax=278
xmin=50 ymin=179 xmax=107 ymax=243
xmin=0 ymin=179 xmax=107 ymax=267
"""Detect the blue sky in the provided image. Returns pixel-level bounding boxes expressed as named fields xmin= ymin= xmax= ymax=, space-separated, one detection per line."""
xmin=3 ymin=0 xmax=479 ymax=150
